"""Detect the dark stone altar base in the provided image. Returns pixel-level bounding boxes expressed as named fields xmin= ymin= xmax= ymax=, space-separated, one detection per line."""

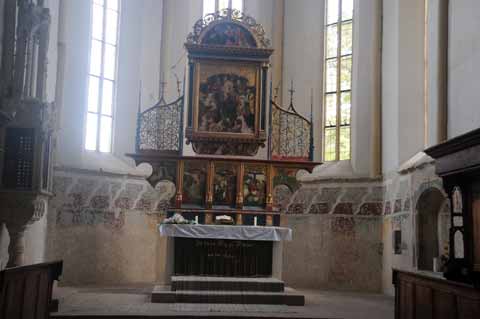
xmin=174 ymin=238 xmax=273 ymax=277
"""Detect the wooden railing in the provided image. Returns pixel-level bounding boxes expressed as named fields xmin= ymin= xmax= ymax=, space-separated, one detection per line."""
xmin=0 ymin=260 xmax=62 ymax=319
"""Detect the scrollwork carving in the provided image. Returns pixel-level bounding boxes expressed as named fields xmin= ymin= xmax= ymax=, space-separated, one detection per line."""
xmin=186 ymin=8 xmax=271 ymax=48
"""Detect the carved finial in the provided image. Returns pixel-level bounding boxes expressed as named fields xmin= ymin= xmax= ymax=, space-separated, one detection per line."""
xmin=173 ymin=72 xmax=182 ymax=98
xmin=274 ymin=87 xmax=279 ymax=102
xmin=159 ymin=80 xmax=167 ymax=102
xmin=310 ymin=88 xmax=314 ymax=122
xmin=137 ymin=80 xmax=142 ymax=114
xmin=288 ymin=79 xmax=295 ymax=109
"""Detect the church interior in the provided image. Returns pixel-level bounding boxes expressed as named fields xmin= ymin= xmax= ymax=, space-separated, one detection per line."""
xmin=1 ymin=0 xmax=480 ymax=318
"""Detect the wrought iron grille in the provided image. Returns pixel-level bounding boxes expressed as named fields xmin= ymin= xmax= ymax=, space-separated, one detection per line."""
xmin=136 ymin=96 xmax=184 ymax=153
xmin=270 ymin=100 xmax=312 ymax=161
xmin=3 ymin=127 xmax=35 ymax=189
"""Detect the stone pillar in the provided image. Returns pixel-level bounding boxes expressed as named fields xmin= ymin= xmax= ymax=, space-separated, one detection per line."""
xmin=370 ymin=0 xmax=382 ymax=177
xmin=271 ymin=0 xmax=285 ymax=105
xmin=6 ymin=224 xmax=27 ymax=267
xmin=425 ymin=0 xmax=449 ymax=146
xmin=436 ymin=0 xmax=449 ymax=143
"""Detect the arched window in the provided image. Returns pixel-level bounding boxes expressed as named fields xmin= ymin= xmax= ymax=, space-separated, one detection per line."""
xmin=323 ymin=0 xmax=353 ymax=161
xmin=84 ymin=0 xmax=120 ymax=153
xmin=203 ymin=0 xmax=243 ymax=17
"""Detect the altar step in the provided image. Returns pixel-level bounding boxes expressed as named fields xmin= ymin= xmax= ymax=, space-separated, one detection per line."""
xmin=151 ymin=286 xmax=305 ymax=306
xmin=171 ymin=276 xmax=285 ymax=292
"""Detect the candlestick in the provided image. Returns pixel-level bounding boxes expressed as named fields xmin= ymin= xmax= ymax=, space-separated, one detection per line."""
xmin=195 ymin=215 xmax=199 ymax=224
xmin=254 ymin=216 xmax=257 ymax=226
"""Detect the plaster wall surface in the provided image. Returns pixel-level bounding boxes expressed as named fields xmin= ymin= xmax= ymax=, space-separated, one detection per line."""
xmin=282 ymin=214 xmax=382 ymax=292
xmin=426 ymin=0 xmax=443 ymax=147
xmin=351 ymin=0 xmax=381 ymax=176
xmin=381 ymin=0 xmax=400 ymax=173
xmin=382 ymin=0 xmax=426 ymax=173
xmin=56 ymin=0 xmax=164 ymax=171
xmin=282 ymin=0 xmax=323 ymax=161
xmin=46 ymin=168 xmax=171 ymax=285
xmin=448 ymin=0 xmax=480 ymax=138
xmin=114 ymin=0 xmax=144 ymax=164
xmin=397 ymin=0 xmax=425 ymax=164
xmin=381 ymin=163 xmax=445 ymax=296
xmin=283 ymin=178 xmax=384 ymax=292
xmin=23 ymin=214 xmax=49 ymax=265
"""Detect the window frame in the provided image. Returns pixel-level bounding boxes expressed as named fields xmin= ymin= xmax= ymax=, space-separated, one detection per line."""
xmin=84 ymin=0 xmax=121 ymax=153
xmin=202 ymin=0 xmax=243 ymax=17
xmin=323 ymin=0 xmax=354 ymax=162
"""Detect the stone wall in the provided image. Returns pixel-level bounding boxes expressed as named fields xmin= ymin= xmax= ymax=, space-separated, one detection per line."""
xmin=283 ymin=160 xmax=449 ymax=295
xmin=381 ymin=162 xmax=447 ymax=295
xmin=282 ymin=178 xmax=384 ymax=292
xmin=46 ymin=167 xmax=171 ymax=285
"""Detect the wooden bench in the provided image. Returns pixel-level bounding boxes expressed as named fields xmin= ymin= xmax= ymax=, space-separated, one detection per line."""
xmin=0 ymin=260 xmax=63 ymax=319
xmin=393 ymin=269 xmax=480 ymax=319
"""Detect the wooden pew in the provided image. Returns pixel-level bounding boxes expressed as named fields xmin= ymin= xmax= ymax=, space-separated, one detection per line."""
xmin=393 ymin=269 xmax=480 ymax=319
xmin=0 ymin=260 xmax=63 ymax=319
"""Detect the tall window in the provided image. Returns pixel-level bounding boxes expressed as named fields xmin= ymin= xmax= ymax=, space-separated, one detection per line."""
xmin=323 ymin=0 xmax=353 ymax=161
xmin=203 ymin=0 xmax=243 ymax=17
xmin=85 ymin=0 xmax=120 ymax=153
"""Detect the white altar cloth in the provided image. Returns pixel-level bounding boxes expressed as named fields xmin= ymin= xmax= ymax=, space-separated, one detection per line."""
xmin=159 ymin=224 xmax=292 ymax=241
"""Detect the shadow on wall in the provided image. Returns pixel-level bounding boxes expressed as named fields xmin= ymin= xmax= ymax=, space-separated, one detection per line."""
xmin=415 ymin=187 xmax=449 ymax=272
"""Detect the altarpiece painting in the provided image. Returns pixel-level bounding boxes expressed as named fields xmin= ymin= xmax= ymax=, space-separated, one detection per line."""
xmin=197 ymin=63 xmax=258 ymax=135
xmin=185 ymin=10 xmax=273 ymax=156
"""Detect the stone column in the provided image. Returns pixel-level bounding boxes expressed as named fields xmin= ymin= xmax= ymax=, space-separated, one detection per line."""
xmin=425 ymin=0 xmax=449 ymax=146
xmin=370 ymin=0 xmax=382 ymax=177
xmin=6 ymin=223 xmax=27 ymax=267
xmin=271 ymin=0 xmax=285 ymax=105
xmin=436 ymin=0 xmax=448 ymax=143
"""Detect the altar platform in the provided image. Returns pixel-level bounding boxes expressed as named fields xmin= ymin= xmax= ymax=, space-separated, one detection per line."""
xmin=51 ymin=285 xmax=395 ymax=319
xmin=157 ymin=223 xmax=296 ymax=305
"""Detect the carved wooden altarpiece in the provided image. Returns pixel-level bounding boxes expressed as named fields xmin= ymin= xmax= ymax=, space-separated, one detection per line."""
xmin=184 ymin=9 xmax=273 ymax=156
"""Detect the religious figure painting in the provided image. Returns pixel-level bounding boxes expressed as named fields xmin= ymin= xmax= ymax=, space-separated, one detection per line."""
xmin=452 ymin=186 xmax=463 ymax=214
xmin=243 ymin=165 xmax=266 ymax=207
xmin=197 ymin=63 xmax=258 ymax=135
xmin=213 ymin=163 xmax=237 ymax=206
xmin=182 ymin=161 xmax=207 ymax=206
xmin=202 ymin=23 xmax=257 ymax=48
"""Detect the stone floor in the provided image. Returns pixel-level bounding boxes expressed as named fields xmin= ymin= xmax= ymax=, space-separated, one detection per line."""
xmin=52 ymin=285 xmax=394 ymax=319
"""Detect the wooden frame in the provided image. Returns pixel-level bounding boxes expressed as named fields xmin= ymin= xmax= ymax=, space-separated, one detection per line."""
xmin=190 ymin=59 xmax=262 ymax=139
xmin=184 ymin=10 xmax=273 ymax=156
xmin=128 ymin=152 xmax=320 ymax=226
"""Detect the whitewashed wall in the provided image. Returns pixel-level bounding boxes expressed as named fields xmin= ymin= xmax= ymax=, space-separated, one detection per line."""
xmin=281 ymin=0 xmax=324 ymax=161
xmin=56 ymin=0 xmax=164 ymax=170
xmin=382 ymin=0 xmax=425 ymax=174
xmin=448 ymin=0 xmax=480 ymax=138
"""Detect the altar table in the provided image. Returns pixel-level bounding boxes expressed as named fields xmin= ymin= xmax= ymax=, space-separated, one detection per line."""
xmin=159 ymin=224 xmax=292 ymax=278
xmin=159 ymin=224 xmax=292 ymax=241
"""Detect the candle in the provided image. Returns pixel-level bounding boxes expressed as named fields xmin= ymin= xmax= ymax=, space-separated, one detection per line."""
xmin=195 ymin=215 xmax=199 ymax=224
xmin=254 ymin=216 xmax=257 ymax=226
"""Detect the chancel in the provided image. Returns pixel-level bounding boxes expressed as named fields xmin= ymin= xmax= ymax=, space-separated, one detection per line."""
xmin=1 ymin=0 xmax=480 ymax=318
